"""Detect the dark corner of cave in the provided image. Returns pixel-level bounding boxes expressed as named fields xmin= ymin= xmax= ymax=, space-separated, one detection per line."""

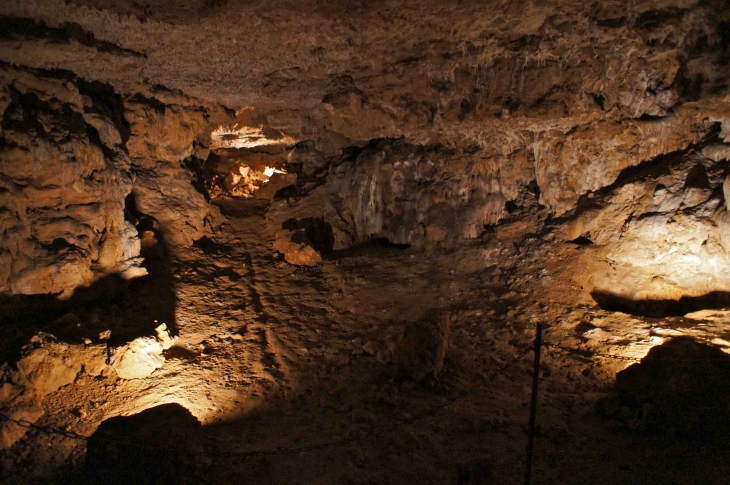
xmin=2 ymin=1 xmax=730 ymax=484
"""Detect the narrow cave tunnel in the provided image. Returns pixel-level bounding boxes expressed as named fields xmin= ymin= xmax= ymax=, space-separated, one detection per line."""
xmin=2 ymin=1 xmax=730 ymax=484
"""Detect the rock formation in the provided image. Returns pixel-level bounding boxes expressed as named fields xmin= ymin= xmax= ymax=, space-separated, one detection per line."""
xmin=0 ymin=67 xmax=223 ymax=299
xmin=1 ymin=0 xmax=730 ymax=482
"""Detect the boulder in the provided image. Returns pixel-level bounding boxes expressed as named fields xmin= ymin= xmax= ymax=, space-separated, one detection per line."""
xmin=598 ymin=337 xmax=730 ymax=437
xmin=0 ymin=382 xmax=44 ymax=450
xmin=273 ymin=229 xmax=322 ymax=266
xmin=15 ymin=348 xmax=82 ymax=395
xmin=109 ymin=337 xmax=165 ymax=380
xmin=393 ymin=313 xmax=452 ymax=382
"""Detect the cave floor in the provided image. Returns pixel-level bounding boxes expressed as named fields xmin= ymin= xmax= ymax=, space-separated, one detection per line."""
xmin=3 ymin=199 xmax=730 ymax=484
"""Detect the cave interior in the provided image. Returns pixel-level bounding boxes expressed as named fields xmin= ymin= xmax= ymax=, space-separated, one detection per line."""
xmin=1 ymin=1 xmax=730 ymax=484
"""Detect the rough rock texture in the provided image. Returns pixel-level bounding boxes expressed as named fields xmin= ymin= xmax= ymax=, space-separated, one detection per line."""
xmin=1 ymin=0 xmax=727 ymax=251
xmin=109 ymin=325 xmax=174 ymax=380
xmin=15 ymin=347 xmax=82 ymax=395
xmin=566 ymin=140 xmax=730 ymax=309
xmin=123 ymin=95 xmax=216 ymax=247
xmin=1 ymin=0 xmax=730 ymax=483
xmin=0 ymin=382 xmax=43 ymax=450
xmin=394 ymin=313 xmax=452 ymax=382
xmin=0 ymin=66 xmax=221 ymax=298
xmin=0 ymin=333 xmax=111 ymax=449
xmin=109 ymin=337 xmax=165 ymax=380
xmin=0 ymin=68 xmax=142 ymax=297
xmin=273 ymin=229 xmax=323 ymax=267
xmin=327 ymin=139 xmax=527 ymax=247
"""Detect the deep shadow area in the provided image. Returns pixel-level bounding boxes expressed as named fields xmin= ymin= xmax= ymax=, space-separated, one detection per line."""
xmin=282 ymin=217 xmax=335 ymax=253
xmin=0 ymin=223 xmax=178 ymax=364
xmin=598 ymin=337 xmax=730 ymax=440
xmin=193 ymin=235 xmax=232 ymax=255
xmin=328 ymin=237 xmax=412 ymax=261
xmin=0 ymin=16 xmax=144 ymax=57
xmin=77 ymin=403 xmax=209 ymax=485
xmin=590 ymin=290 xmax=730 ymax=317
xmin=213 ymin=198 xmax=269 ymax=218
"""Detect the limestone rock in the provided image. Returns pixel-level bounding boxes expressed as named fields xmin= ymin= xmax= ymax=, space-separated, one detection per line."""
xmin=131 ymin=165 xmax=211 ymax=248
xmin=0 ymin=382 xmax=44 ymax=450
xmin=77 ymin=345 xmax=113 ymax=377
xmin=533 ymin=116 xmax=709 ymax=216
xmin=154 ymin=323 xmax=176 ymax=351
xmin=123 ymin=98 xmax=207 ymax=165
xmin=254 ymin=172 xmax=298 ymax=200
xmin=0 ymin=67 xmax=143 ymax=298
xmin=394 ymin=313 xmax=452 ymax=382
xmin=326 ymin=140 xmax=516 ymax=248
xmin=717 ymin=211 xmax=730 ymax=253
xmin=109 ymin=337 xmax=165 ymax=380
xmin=15 ymin=348 xmax=81 ymax=395
xmin=123 ymin=96 xmax=213 ymax=247
xmin=273 ymin=229 xmax=322 ymax=267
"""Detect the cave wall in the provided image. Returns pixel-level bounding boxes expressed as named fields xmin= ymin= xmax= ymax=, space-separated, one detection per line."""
xmin=0 ymin=67 xmax=222 ymax=298
xmin=0 ymin=0 xmax=729 ymax=294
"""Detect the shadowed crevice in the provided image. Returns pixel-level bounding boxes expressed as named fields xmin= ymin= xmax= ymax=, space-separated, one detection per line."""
xmin=591 ymin=290 xmax=730 ymax=317
xmin=0 ymin=16 xmax=145 ymax=58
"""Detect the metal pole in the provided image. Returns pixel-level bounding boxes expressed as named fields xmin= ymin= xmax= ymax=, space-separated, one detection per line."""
xmin=524 ymin=322 xmax=543 ymax=485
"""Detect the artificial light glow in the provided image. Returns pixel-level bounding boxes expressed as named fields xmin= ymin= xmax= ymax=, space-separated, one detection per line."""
xmin=210 ymin=125 xmax=297 ymax=150
xmin=590 ymin=212 xmax=730 ymax=303
xmin=217 ymin=165 xmax=288 ymax=198
xmin=263 ymin=166 xmax=284 ymax=179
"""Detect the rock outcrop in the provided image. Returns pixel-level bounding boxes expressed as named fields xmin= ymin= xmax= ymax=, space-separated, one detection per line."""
xmin=394 ymin=313 xmax=452 ymax=382
xmin=565 ymin=135 xmax=730 ymax=309
xmin=599 ymin=337 xmax=730 ymax=436
xmin=0 ymin=68 xmax=142 ymax=298
xmin=108 ymin=323 xmax=175 ymax=379
xmin=273 ymin=229 xmax=323 ymax=267
xmin=0 ymin=67 xmax=219 ymax=298
xmin=0 ymin=333 xmax=112 ymax=449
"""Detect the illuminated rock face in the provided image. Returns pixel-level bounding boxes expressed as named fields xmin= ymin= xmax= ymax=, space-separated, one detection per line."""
xmin=0 ymin=69 xmax=217 ymax=298
xmin=0 ymin=0 xmax=727 ymax=297
xmin=566 ymin=151 xmax=730 ymax=309
xmin=0 ymin=335 xmax=112 ymax=449
xmin=273 ymin=229 xmax=323 ymax=266
xmin=0 ymin=69 xmax=141 ymax=298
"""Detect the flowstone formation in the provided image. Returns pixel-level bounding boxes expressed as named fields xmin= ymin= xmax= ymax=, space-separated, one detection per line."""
xmin=1 ymin=0 xmax=730 ymax=483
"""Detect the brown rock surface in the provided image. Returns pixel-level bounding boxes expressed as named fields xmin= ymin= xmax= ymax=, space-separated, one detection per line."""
xmin=0 ymin=382 xmax=44 ymax=450
xmin=273 ymin=229 xmax=323 ymax=267
xmin=394 ymin=313 xmax=452 ymax=382
xmin=0 ymin=67 xmax=219 ymax=297
xmin=1 ymin=0 xmax=730 ymax=483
